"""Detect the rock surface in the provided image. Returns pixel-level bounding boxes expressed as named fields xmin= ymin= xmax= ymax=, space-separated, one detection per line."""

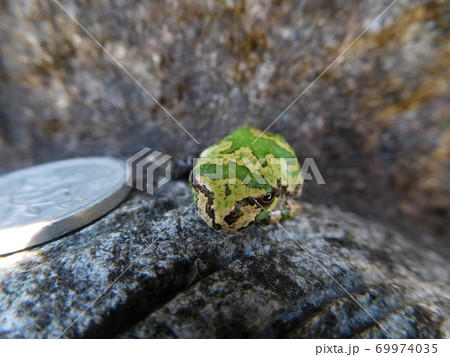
xmin=0 ymin=0 xmax=449 ymax=247
xmin=0 ymin=181 xmax=448 ymax=338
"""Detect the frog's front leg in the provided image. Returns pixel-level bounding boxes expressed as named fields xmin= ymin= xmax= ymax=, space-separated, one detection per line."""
xmin=268 ymin=198 xmax=301 ymax=224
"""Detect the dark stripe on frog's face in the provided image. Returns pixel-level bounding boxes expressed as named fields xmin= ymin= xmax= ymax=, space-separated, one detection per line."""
xmin=192 ymin=183 xmax=216 ymax=222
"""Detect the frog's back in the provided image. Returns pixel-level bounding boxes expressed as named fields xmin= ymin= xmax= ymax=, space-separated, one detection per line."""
xmin=200 ymin=126 xmax=298 ymax=160
xmin=199 ymin=126 xmax=302 ymax=194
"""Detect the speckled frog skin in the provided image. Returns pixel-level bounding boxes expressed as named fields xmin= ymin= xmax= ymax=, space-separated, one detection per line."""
xmin=192 ymin=126 xmax=303 ymax=232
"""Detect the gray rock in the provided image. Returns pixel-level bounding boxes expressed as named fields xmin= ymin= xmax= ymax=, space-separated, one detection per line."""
xmin=0 ymin=181 xmax=448 ymax=338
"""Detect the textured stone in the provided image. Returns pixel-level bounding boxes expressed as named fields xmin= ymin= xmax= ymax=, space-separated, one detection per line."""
xmin=0 ymin=0 xmax=449 ymax=247
xmin=0 ymin=181 xmax=448 ymax=338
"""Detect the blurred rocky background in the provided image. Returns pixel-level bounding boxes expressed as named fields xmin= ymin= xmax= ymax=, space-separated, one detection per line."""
xmin=0 ymin=0 xmax=448 ymax=252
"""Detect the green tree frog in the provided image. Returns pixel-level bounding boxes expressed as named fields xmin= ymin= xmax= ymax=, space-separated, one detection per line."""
xmin=191 ymin=126 xmax=303 ymax=232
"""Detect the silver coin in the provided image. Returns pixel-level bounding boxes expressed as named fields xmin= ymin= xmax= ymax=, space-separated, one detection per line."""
xmin=0 ymin=157 xmax=131 ymax=255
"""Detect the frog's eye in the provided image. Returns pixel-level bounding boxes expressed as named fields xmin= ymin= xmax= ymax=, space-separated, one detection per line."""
xmin=224 ymin=208 xmax=243 ymax=225
xmin=261 ymin=192 xmax=275 ymax=204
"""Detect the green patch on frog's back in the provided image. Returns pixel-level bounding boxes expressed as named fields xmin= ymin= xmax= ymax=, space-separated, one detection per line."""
xmin=205 ymin=126 xmax=297 ymax=160
xmin=199 ymin=162 xmax=274 ymax=191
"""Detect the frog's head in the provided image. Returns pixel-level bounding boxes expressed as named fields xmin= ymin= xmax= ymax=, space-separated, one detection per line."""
xmin=191 ymin=163 xmax=280 ymax=232
xmin=191 ymin=125 xmax=302 ymax=231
